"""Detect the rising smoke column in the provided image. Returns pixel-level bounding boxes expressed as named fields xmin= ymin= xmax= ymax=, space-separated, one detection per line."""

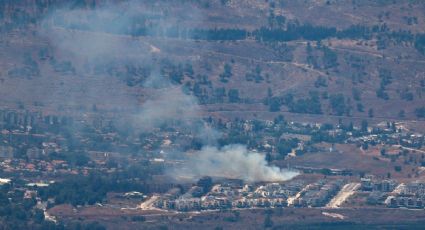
xmin=136 ymin=77 xmax=299 ymax=182
xmin=40 ymin=1 xmax=299 ymax=183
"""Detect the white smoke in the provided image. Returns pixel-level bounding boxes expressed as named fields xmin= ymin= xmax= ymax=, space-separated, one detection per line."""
xmin=135 ymin=86 xmax=200 ymax=131
xmin=136 ymin=76 xmax=299 ymax=182
xmin=182 ymin=145 xmax=299 ymax=182
xmin=38 ymin=1 xmax=299 ymax=183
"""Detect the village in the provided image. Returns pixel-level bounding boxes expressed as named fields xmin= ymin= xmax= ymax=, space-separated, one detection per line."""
xmin=0 ymin=107 xmax=425 ymax=226
xmin=145 ymin=173 xmax=425 ymax=212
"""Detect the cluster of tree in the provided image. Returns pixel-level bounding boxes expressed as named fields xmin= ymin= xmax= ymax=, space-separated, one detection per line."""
xmin=0 ymin=186 xmax=40 ymax=225
xmin=308 ymin=119 xmax=378 ymax=144
xmin=37 ymin=172 xmax=146 ymax=206
xmin=189 ymin=28 xmax=247 ymax=41
xmin=245 ymin=65 xmax=267 ymax=83
xmin=41 ymin=9 xmax=376 ymax=44
xmin=376 ymin=69 xmax=392 ymax=100
xmin=268 ymin=42 xmax=294 ymax=62
xmin=306 ymin=42 xmax=338 ymax=70
xmin=256 ymin=23 xmax=425 ymax=55
xmin=311 ymin=129 xmax=348 ymax=143
xmin=213 ymin=87 xmax=227 ymax=103
xmin=283 ymin=92 xmax=322 ymax=114
xmin=399 ymin=88 xmax=414 ymax=101
xmin=306 ymin=42 xmax=319 ymax=69
xmin=191 ymin=76 xmax=212 ymax=104
xmin=415 ymin=107 xmax=425 ymax=118
xmin=256 ymin=23 xmax=417 ymax=45
xmin=196 ymin=176 xmax=213 ymax=194
xmin=191 ymin=85 xmax=241 ymax=104
xmin=322 ymin=46 xmax=338 ymax=69
xmin=92 ymin=61 xmax=152 ymax=87
xmin=414 ymin=34 xmax=425 ymax=55
xmin=276 ymin=138 xmax=300 ymax=158
xmin=213 ymin=118 xmax=289 ymax=150
xmin=268 ymin=96 xmax=281 ymax=112
xmin=219 ymin=63 xmax=232 ymax=83
xmin=352 ymin=88 xmax=362 ymax=101
xmin=218 ymin=130 xmax=252 ymax=147
xmin=345 ymin=54 xmax=367 ymax=84
xmin=329 ymin=94 xmax=348 ymax=116
xmin=264 ymin=88 xmax=278 ymax=111
xmin=228 ymin=89 xmax=240 ymax=103
xmin=0 ymin=183 xmax=69 ymax=230
xmin=265 ymin=92 xmax=323 ymax=114
xmin=119 ymin=65 xmax=151 ymax=87
xmin=314 ymin=76 xmax=328 ymax=88
xmin=160 ymin=61 xmax=193 ymax=84
xmin=0 ymin=3 xmax=39 ymax=32
xmin=254 ymin=24 xmax=337 ymax=42
xmin=5 ymin=0 xmax=425 ymax=56
xmin=95 ymin=59 xmax=193 ymax=87
xmin=130 ymin=25 xmax=248 ymax=41
xmin=8 ymin=53 xmax=40 ymax=79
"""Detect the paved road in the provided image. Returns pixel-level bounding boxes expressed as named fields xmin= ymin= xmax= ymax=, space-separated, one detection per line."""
xmin=139 ymin=195 xmax=160 ymax=210
xmin=326 ymin=183 xmax=360 ymax=208
xmin=287 ymin=183 xmax=315 ymax=206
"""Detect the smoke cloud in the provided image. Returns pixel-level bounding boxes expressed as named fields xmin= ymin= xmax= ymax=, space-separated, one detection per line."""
xmin=138 ymin=75 xmax=298 ymax=182
xmin=180 ymin=145 xmax=299 ymax=182
xmin=135 ymin=86 xmax=200 ymax=130
xmin=39 ymin=1 xmax=298 ymax=183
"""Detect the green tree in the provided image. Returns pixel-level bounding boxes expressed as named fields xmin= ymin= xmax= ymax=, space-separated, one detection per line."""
xmin=220 ymin=63 xmax=232 ymax=82
xmin=361 ymin=120 xmax=368 ymax=132
xmin=228 ymin=89 xmax=240 ymax=103
xmin=269 ymin=97 xmax=281 ymax=112
xmin=329 ymin=94 xmax=346 ymax=116
xmin=415 ymin=107 xmax=425 ymax=118
xmin=368 ymin=108 xmax=374 ymax=118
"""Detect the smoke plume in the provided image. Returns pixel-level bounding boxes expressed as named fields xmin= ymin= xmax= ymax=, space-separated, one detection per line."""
xmin=181 ymin=145 xmax=299 ymax=182
xmin=39 ymin=1 xmax=298 ymax=182
xmin=138 ymin=75 xmax=298 ymax=182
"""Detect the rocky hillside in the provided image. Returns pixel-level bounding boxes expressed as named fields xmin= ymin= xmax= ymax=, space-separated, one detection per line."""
xmin=0 ymin=0 xmax=424 ymax=123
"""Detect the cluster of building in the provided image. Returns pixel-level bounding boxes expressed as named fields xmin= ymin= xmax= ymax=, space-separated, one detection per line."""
xmin=1 ymin=107 xmax=424 ymax=215
xmin=360 ymin=176 xmax=397 ymax=192
xmin=292 ymin=179 xmax=344 ymax=207
xmin=0 ymin=158 xmax=72 ymax=174
xmin=153 ymin=179 xmax=350 ymax=211
xmin=348 ymin=130 xmax=424 ymax=149
xmin=359 ymin=175 xmax=425 ymax=209
xmin=359 ymin=175 xmax=398 ymax=206
xmin=154 ymin=180 xmax=306 ymax=211
xmin=385 ymin=182 xmax=425 ymax=209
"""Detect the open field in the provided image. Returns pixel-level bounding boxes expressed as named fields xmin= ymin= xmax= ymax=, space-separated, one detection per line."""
xmin=48 ymin=205 xmax=425 ymax=230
